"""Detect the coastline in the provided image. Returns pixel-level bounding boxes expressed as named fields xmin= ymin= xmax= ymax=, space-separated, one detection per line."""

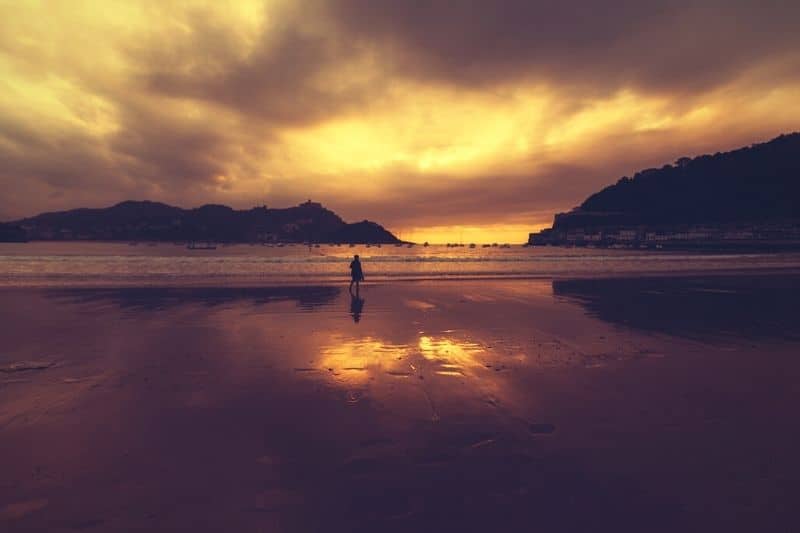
xmin=3 ymin=241 xmax=800 ymax=288
xmin=2 ymin=266 xmax=800 ymax=288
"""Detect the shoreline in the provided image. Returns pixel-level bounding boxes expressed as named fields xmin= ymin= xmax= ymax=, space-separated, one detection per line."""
xmin=5 ymin=238 xmax=800 ymax=251
xmin=2 ymin=265 xmax=800 ymax=289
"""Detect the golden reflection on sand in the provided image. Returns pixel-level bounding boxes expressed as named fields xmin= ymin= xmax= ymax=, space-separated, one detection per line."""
xmin=318 ymin=337 xmax=411 ymax=384
xmin=316 ymin=333 xmax=508 ymax=385
xmin=418 ymin=336 xmax=485 ymax=375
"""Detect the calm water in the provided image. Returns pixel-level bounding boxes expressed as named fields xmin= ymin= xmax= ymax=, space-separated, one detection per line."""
xmin=2 ymin=242 xmax=800 ymax=286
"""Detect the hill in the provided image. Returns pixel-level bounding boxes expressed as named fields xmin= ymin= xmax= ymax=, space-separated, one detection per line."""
xmin=530 ymin=133 xmax=800 ymax=248
xmin=555 ymin=133 xmax=800 ymax=230
xmin=0 ymin=223 xmax=27 ymax=242
xmin=4 ymin=200 xmax=401 ymax=244
xmin=319 ymin=220 xmax=398 ymax=244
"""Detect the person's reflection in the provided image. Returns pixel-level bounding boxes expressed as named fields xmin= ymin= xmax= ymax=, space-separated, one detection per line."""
xmin=350 ymin=293 xmax=365 ymax=323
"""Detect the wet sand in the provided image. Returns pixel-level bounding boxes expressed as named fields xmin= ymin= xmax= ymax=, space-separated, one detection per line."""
xmin=1 ymin=275 xmax=799 ymax=532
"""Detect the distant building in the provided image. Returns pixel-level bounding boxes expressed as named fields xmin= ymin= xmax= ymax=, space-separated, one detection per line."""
xmin=529 ymin=221 xmax=800 ymax=249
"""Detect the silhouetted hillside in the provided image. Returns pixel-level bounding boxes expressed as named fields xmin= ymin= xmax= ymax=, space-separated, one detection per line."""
xmin=0 ymin=223 xmax=27 ymax=242
xmin=528 ymin=133 xmax=800 ymax=248
xmin=321 ymin=220 xmax=398 ymax=244
xmin=7 ymin=200 xmax=401 ymax=244
xmin=555 ymin=133 xmax=800 ymax=230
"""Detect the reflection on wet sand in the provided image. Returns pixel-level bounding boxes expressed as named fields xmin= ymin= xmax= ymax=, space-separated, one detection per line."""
xmin=418 ymin=336 xmax=489 ymax=376
xmin=349 ymin=293 xmax=364 ymax=323
xmin=314 ymin=333 xmax=510 ymax=424
xmin=318 ymin=335 xmax=490 ymax=383
xmin=553 ymin=274 xmax=800 ymax=341
xmin=318 ymin=337 xmax=411 ymax=383
xmin=46 ymin=286 xmax=341 ymax=311
xmin=2 ymin=276 xmax=800 ymax=532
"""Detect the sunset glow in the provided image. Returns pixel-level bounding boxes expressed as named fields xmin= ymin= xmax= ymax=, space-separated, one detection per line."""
xmin=2 ymin=1 xmax=799 ymax=242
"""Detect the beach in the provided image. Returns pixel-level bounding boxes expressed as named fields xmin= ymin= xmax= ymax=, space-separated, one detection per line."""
xmin=4 ymin=0 xmax=799 ymax=528
xmin=2 ymin=273 xmax=799 ymax=531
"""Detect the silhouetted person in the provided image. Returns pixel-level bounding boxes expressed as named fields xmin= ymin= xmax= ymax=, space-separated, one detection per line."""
xmin=349 ymin=254 xmax=364 ymax=294
xmin=350 ymin=292 xmax=364 ymax=323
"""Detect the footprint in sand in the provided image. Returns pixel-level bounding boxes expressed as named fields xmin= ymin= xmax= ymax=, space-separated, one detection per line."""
xmin=345 ymin=390 xmax=364 ymax=403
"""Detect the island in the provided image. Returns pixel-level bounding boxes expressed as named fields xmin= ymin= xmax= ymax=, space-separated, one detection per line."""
xmin=1 ymin=200 xmax=401 ymax=245
xmin=529 ymin=132 xmax=800 ymax=249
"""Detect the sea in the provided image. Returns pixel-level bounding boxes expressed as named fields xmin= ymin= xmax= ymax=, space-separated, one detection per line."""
xmin=2 ymin=241 xmax=799 ymax=286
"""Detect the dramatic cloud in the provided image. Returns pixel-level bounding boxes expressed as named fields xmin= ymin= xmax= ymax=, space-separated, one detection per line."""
xmin=326 ymin=0 xmax=800 ymax=93
xmin=1 ymin=0 xmax=799 ymax=241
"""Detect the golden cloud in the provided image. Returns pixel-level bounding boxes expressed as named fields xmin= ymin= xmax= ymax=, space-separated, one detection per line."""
xmin=1 ymin=0 xmax=799 ymax=242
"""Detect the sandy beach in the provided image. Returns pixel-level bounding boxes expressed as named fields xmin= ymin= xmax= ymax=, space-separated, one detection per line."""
xmin=4 ymin=0 xmax=800 ymax=529
xmin=1 ymin=274 xmax=799 ymax=531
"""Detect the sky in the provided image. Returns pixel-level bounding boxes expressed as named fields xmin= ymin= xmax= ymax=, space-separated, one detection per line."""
xmin=1 ymin=0 xmax=799 ymax=243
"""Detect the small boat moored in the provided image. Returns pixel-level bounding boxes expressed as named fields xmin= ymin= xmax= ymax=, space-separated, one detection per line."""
xmin=187 ymin=241 xmax=217 ymax=250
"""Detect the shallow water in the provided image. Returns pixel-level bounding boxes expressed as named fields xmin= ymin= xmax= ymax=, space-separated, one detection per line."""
xmin=2 ymin=242 xmax=800 ymax=286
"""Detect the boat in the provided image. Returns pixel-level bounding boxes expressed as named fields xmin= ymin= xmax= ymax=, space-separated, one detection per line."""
xmin=187 ymin=241 xmax=216 ymax=250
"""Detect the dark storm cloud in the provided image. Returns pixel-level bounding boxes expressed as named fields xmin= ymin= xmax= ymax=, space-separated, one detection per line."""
xmin=109 ymin=104 xmax=230 ymax=188
xmin=0 ymin=115 xmax=113 ymax=190
xmin=0 ymin=92 xmax=248 ymax=218
xmin=129 ymin=7 xmax=376 ymax=125
xmin=325 ymin=0 xmax=800 ymax=94
xmin=1 ymin=0 xmax=799 ymax=235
